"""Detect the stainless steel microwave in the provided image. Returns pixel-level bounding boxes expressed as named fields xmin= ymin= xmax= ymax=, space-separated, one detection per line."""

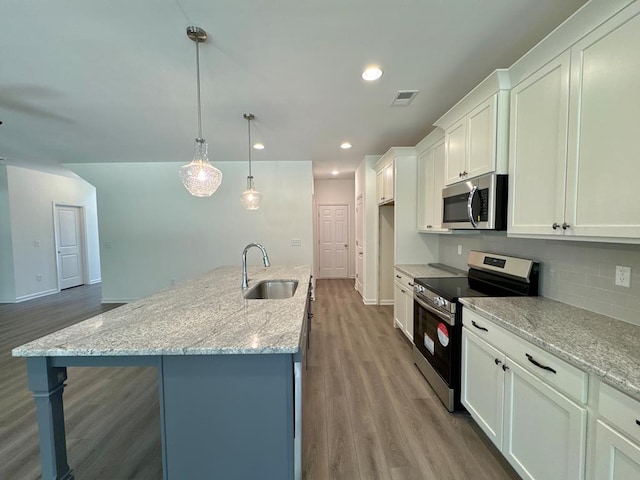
xmin=442 ymin=174 xmax=508 ymax=230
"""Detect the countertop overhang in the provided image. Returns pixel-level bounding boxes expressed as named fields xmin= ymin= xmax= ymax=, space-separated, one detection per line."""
xmin=12 ymin=265 xmax=312 ymax=357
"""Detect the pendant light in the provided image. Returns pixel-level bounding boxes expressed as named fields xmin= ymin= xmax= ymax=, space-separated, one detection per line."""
xmin=179 ymin=26 xmax=223 ymax=197
xmin=240 ymin=113 xmax=262 ymax=210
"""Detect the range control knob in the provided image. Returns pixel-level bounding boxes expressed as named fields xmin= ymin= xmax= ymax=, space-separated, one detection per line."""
xmin=414 ymin=285 xmax=424 ymax=295
xmin=434 ymin=296 xmax=446 ymax=308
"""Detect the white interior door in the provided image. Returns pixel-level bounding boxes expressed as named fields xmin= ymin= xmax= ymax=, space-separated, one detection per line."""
xmin=318 ymin=204 xmax=349 ymax=279
xmin=55 ymin=205 xmax=85 ymax=290
xmin=355 ymin=195 xmax=363 ymax=293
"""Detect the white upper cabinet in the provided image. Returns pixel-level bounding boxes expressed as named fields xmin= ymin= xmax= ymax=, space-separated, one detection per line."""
xmin=509 ymin=1 xmax=640 ymax=242
xmin=416 ymin=129 xmax=449 ymax=233
xmin=375 ymin=157 xmax=395 ymax=205
xmin=435 ymin=70 xmax=510 ymax=186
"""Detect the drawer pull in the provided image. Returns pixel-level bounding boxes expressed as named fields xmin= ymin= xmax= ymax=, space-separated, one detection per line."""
xmin=396 ymin=275 xmax=401 ymax=279
xmin=471 ymin=320 xmax=488 ymax=332
xmin=408 ymin=282 xmax=414 ymax=287
xmin=526 ymin=353 xmax=557 ymax=374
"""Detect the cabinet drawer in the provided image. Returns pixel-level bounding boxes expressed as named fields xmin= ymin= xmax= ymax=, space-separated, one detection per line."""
xmin=462 ymin=308 xmax=588 ymax=404
xmin=394 ymin=269 xmax=414 ymax=289
xmin=599 ymin=382 xmax=640 ymax=445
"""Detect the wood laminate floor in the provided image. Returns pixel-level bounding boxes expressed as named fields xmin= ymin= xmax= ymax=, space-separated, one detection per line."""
xmin=0 ymin=280 xmax=518 ymax=479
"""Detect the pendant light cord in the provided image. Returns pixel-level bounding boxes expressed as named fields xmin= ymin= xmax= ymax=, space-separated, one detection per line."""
xmin=247 ymin=116 xmax=252 ymax=177
xmin=195 ymin=37 xmax=203 ymax=140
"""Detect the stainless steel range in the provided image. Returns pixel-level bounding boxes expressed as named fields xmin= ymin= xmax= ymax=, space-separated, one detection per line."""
xmin=412 ymin=251 xmax=539 ymax=412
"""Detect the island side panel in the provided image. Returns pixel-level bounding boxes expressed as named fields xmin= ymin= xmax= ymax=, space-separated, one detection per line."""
xmin=161 ymin=354 xmax=294 ymax=480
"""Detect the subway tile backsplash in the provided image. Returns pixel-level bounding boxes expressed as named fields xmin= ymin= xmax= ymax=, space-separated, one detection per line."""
xmin=438 ymin=233 xmax=640 ymax=326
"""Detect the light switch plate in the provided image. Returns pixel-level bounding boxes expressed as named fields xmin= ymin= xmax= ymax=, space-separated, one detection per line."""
xmin=615 ymin=265 xmax=631 ymax=288
xmin=457 ymin=245 xmax=463 ymax=255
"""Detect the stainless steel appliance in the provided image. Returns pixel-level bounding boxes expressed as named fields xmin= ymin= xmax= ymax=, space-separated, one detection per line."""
xmin=412 ymin=251 xmax=539 ymax=412
xmin=442 ymin=173 xmax=508 ymax=230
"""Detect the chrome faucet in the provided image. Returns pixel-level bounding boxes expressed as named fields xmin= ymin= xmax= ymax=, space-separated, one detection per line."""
xmin=242 ymin=243 xmax=271 ymax=289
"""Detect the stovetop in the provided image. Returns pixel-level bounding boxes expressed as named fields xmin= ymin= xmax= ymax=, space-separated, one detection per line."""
xmin=414 ymin=276 xmax=486 ymax=302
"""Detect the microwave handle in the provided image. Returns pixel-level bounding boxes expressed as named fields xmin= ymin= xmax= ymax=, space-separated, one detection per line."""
xmin=467 ymin=186 xmax=479 ymax=228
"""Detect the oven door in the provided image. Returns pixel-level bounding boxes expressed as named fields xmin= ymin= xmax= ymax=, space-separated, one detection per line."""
xmin=413 ymin=295 xmax=455 ymax=387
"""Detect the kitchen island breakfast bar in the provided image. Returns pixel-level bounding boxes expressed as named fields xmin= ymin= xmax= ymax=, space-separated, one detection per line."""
xmin=12 ymin=264 xmax=312 ymax=480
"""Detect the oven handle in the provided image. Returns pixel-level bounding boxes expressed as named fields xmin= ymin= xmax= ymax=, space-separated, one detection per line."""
xmin=414 ymin=295 xmax=455 ymax=326
xmin=467 ymin=186 xmax=479 ymax=229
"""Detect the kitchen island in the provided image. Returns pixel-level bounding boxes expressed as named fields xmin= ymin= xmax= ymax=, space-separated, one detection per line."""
xmin=12 ymin=264 xmax=312 ymax=480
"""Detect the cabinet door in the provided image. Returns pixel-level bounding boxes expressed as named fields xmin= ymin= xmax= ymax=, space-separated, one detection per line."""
xmin=566 ymin=5 xmax=640 ymax=238
xmin=508 ymin=51 xmax=570 ymax=236
xmin=393 ymin=281 xmax=406 ymax=331
xmin=444 ymin=117 xmax=467 ymax=185
xmin=403 ymin=286 xmax=414 ymax=340
xmin=594 ymin=420 xmax=640 ymax=480
xmin=431 ymin=140 xmax=447 ymax=231
xmin=461 ymin=328 xmax=505 ymax=449
xmin=376 ymin=169 xmax=385 ymax=204
xmin=383 ymin=163 xmax=394 ymax=202
xmin=503 ymin=360 xmax=587 ymax=480
xmin=417 ymin=148 xmax=435 ymax=231
xmin=467 ymin=94 xmax=497 ymax=179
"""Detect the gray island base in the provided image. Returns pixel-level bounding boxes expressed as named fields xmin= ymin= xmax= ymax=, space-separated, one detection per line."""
xmin=14 ymin=265 xmax=312 ymax=480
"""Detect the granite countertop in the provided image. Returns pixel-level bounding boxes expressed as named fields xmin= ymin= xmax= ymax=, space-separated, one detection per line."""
xmin=395 ymin=264 xmax=466 ymax=279
xmin=460 ymin=296 xmax=640 ymax=402
xmin=12 ymin=265 xmax=312 ymax=357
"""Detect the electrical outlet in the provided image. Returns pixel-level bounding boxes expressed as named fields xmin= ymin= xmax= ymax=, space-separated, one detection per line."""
xmin=291 ymin=238 xmax=301 ymax=247
xmin=457 ymin=245 xmax=463 ymax=255
xmin=615 ymin=265 xmax=631 ymax=288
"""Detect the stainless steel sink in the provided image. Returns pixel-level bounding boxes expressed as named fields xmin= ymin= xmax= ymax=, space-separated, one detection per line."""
xmin=243 ymin=279 xmax=299 ymax=300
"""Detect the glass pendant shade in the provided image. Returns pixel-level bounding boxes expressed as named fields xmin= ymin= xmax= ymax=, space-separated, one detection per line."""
xmin=179 ymin=138 xmax=223 ymax=197
xmin=240 ymin=176 xmax=262 ymax=210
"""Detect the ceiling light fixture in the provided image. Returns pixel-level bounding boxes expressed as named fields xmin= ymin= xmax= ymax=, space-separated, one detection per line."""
xmin=179 ymin=26 xmax=223 ymax=197
xmin=362 ymin=66 xmax=383 ymax=81
xmin=340 ymin=142 xmax=352 ymax=149
xmin=331 ymin=170 xmax=339 ymax=176
xmin=241 ymin=113 xmax=262 ymax=210
xmin=253 ymin=142 xmax=265 ymax=150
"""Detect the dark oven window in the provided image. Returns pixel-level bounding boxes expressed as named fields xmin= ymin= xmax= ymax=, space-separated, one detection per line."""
xmin=413 ymin=300 xmax=454 ymax=385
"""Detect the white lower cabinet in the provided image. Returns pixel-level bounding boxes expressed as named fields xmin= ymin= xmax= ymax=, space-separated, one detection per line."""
xmin=393 ymin=269 xmax=414 ymax=340
xmin=462 ymin=310 xmax=588 ymax=480
xmin=503 ymin=360 xmax=587 ymax=480
xmin=593 ymin=382 xmax=640 ymax=480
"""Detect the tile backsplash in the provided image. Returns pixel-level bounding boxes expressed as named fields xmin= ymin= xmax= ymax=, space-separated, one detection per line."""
xmin=438 ymin=233 xmax=640 ymax=326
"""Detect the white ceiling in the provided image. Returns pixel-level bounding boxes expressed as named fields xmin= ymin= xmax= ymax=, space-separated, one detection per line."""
xmin=0 ymin=0 xmax=588 ymax=179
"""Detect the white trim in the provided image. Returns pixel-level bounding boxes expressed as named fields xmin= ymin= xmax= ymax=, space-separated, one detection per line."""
xmin=362 ymin=298 xmax=378 ymax=306
xmin=102 ymin=298 xmax=135 ymax=304
xmin=379 ymin=299 xmax=394 ymax=306
xmin=88 ymin=278 xmax=102 ymax=285
xmin=16 ymin=288 xmax=58 ymax=303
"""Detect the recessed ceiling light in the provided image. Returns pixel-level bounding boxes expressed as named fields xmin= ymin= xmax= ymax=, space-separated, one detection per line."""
xmin=253 ymin=143 xmax=264 ymax=150
xmin=362 ymin=66 xmax=383 ymax=81
xmin=331 ymin=170 xmax=339 ymax=176
xmin=340 ymin=142 xmax=352 ymax=149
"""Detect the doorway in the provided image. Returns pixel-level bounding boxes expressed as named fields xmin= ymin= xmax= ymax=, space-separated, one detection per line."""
xmin=317 ymin=204 xmax=349 ymax=278
xmin=54 ymin=204 xmax=86 ymax=290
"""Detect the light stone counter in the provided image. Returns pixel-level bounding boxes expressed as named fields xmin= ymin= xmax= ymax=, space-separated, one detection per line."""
xmin=12 ymin=264 xmax=312 ymax=357
xmin=395 ymin=263 xmax=466 ymax=279
xmin=460 ymin=296 xmax=640 ymax=401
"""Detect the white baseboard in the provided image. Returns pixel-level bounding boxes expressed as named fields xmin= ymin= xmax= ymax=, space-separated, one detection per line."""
xmin=16 ymin=288 xmax=59 ymax=303
xmin=89 ymin=278 xmax=102 ymax=285
xmin=379 ymin=299 xmax=394 ymax=306
xmin=362 ymin=298 xmax=378 ymax=305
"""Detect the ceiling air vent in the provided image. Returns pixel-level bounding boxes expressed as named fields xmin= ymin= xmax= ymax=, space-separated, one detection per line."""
xmin=391 ymin=90 xmax=419 ymax=106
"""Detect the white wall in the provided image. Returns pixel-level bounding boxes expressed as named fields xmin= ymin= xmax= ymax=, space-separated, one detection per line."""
xmin=0 ymin=167 xmax=15 ymax=302
xmin=439 ymin=233 xmax=640 ymax=326
xmin=313 ymin=179 xmax=356 ymax=278
xmin=3 ymin=166 xmax=101 ymax=302
xmin=356 ymin=155 xmax=381 ymax=304
xmin=69 ymin=161 xmax=314 ymax=302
